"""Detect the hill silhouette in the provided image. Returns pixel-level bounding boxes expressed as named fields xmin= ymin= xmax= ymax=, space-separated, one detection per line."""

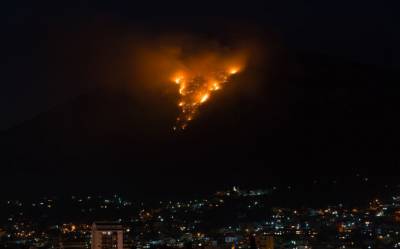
xmin=2 ymin=50 xmax=400 ymax=199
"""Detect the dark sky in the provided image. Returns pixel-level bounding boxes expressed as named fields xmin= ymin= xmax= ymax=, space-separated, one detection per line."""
xmin=1 ymin=1 xmax=400 ymax=198
xmin=1 ymin=1 xmax=399 ymax=130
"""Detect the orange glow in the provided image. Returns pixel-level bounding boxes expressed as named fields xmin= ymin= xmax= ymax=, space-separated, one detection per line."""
xmin=175 ymin=77 xmax=182 ymax=84
xmin=127 ymin=35 xmax=249 ymax=130
xmin=210 ymin=82 xmax=220 ymax=91
xmin=200 ymin=93 xmax=209 ymax=103
xmin=229 ymin=68 xmax=239 ymax=74
xmin=171 ymin=62 xmax=243 ymax=130
xmin=179 ymin=84 xmax=186 ymax=94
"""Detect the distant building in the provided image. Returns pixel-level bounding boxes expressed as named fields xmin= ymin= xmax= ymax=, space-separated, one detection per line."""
xmin=255 ymin=235 xmax=274 ymax=249
xmin=224 ymin=236 xmax=238 ymax=244
xmin=91 ymin=222 xmax=123 ymax=249
xmin=60 ymin=241 xmax=88 ymax=249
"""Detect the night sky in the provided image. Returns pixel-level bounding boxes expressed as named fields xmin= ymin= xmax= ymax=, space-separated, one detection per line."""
xmin=1 ymin=1 xmax=400 ymax=199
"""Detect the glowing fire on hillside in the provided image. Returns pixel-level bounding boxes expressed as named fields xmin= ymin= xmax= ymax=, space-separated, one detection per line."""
xmin=171 ymin=65 xmax=241 ymax=130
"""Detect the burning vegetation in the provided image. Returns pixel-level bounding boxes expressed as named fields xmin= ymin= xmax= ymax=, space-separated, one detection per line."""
xmin=171 ymin=64 xmax=242 ymax=130
xmin=126 ymin=35 xmax=250 ymax=130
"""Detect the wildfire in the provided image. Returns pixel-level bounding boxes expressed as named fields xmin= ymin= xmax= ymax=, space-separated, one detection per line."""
xmin=172 ymin=66 xmax=241 ymax=130
xmin=128 ymin=35 xmax=249 ymax=130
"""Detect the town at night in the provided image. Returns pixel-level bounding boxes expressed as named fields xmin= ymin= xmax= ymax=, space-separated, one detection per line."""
xmin=1 ymin=178 xmax=400 ymax=249
xmin=2 ymin=1 xmax=400 ymax=249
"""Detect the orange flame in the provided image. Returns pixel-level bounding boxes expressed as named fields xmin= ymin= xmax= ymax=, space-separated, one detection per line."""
xmin=126 ymin=35 xmax=249 ymax=130
xmin=172 ymin=65 xmax=242 ymax=130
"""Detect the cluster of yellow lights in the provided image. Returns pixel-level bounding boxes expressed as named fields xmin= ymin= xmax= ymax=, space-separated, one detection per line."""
xmin=172 ymin=67 xmax=239 ymax=130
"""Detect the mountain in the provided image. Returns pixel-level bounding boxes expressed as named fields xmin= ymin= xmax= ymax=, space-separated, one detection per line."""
xmin=2 ymin=50 xmax=400 ymax=198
